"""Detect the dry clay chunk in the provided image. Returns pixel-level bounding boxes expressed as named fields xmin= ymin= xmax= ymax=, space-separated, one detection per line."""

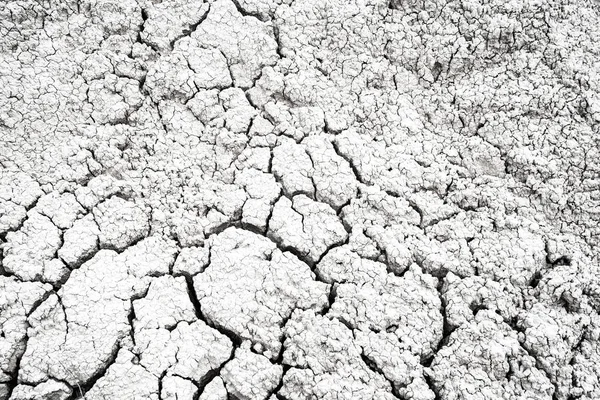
xmin=8 ymin=379 xmax=72 ymax=400
xmin=222 ymin=344 xmax=283 ymax=400
xmin=268 ymin=195 xmax=348 ymax=264
xmin=199 ymin=377 xmax=227 ymax=400
xmin=2 ymin=212 xmax=66 ymax=283
xmin=58 ymin=214 xmax=100 ymax=267
xmin=172 ymin=245 xmax=210 ymax=276
xmin=161 ymin=375 xmax=198 ymax=400
xmin=194 ymin=227 xmax=329 ymax=359
xmin=272 ymin=138 xmax=315 ymax=198
xmin=235 ymin=168 xmax=281 ymax=232
xmin=132 ymin=275 xmax=197 ymax=330
xmin=303 ymin=135 xmax=359 ymax=210
xmin=93 ymin=197 xmax=150 ymax=251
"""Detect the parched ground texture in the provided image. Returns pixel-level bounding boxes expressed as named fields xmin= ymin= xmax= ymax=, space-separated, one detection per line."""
xmin=1 ymin=0 xmax=600 ymax=399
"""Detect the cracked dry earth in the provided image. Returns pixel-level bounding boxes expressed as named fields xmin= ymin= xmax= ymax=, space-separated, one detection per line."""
xmin=1 ymin=1 xmax=600 ymax=400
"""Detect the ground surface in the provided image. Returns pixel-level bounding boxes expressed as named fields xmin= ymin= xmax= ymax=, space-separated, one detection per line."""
xmin=1 ymin=0 xmax=600 ymax=399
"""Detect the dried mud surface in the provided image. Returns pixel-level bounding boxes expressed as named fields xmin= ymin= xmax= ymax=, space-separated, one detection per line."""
xmin=1 ymin=0 xmax=600 ymax=399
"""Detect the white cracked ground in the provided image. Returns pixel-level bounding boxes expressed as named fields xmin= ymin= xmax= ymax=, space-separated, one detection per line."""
xmin=1 ymin=0 xmax=600 ymax=399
